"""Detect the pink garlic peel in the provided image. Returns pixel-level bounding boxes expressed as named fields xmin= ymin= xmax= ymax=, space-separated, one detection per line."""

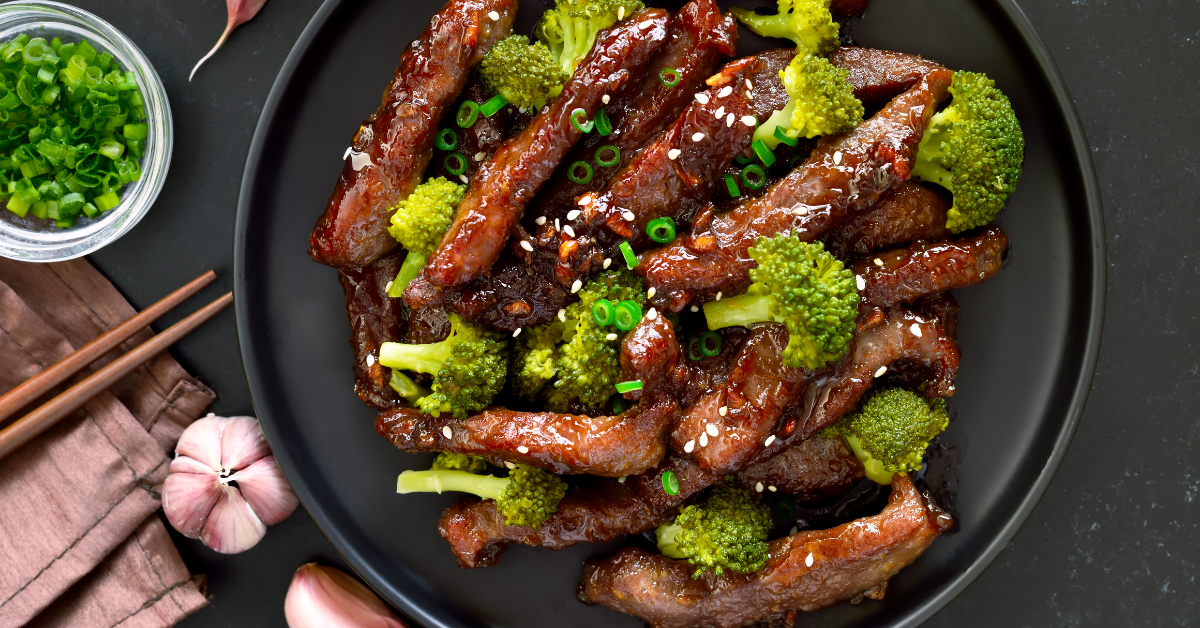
xmin=285 ymin=563 xmax=407 ymax=628
xmin=162 ymin=414 xmax=298 ymax=554
xmin=189 ymin=0 xmax=271 ymax=81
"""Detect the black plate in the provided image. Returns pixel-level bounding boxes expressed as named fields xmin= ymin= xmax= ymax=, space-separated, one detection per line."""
xmin=234 ymin=1 xmax=1104 ymax=626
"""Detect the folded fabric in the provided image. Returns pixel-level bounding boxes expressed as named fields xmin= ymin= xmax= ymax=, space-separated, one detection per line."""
xmin=0 ymin=258 xmax=215 ymax=628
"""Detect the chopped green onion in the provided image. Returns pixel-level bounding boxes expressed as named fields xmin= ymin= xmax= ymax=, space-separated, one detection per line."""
xmin=443 ymin=152 xmax=467 ymax=176
xmin=612 ymin=396 xmax=625 ymax=415
xmin=434 ymin=128 xmax=458 ymax=151
xmin=619 ymin=240 xmax=637 ymax=269
xmin=594 ymin=144 xmax=620 ymax=167
xmin=595 ymin=108 xmax=612 ymax=136
xmin=699 ymin=331 xmax=722 ymax=356
xmin=724 ymin=173 xmax=741 ymax=198
xmin=614 ymin=300 xmax=642 ymax=330
xmin=752 ymin=139 xmax=776 ymax=167
xmin=570 ymin=108 xmax=594 ymax=133
xmin=592 ymin=298 xmax=615 ymax=326
xmin=773 ymin=496 xmax=797 ymax=518
xmin=661 ymin=469 xmax=679 ymax=495
xmin=93 ymin=190 xmax=120 ymax=211
xmin=687 ymin=337 xmax=703 ymax=362
xmin=480 ymin=93 xmax=508 ymax=117
xmin=658 ymin=68 xmax=680 ymax=87
xmin=615 ymin=380 xmax=643 ymax=394
xmin=122 ymin=123 xmax=148 ymax=140
xmin=741 ymin=164 xmax=767 ymax=190
xmin=646 ymin=217 xmax=676 ymax=244
xmin=567 ymin=160 xmax=593 ymax=184
xmin=455 ymin=101 xmax=479 ymax=128
xmin=788 ymin=154 xmax=804 ymax=169
xmin=734 ymin=153 xmax=754 ymax=165
xmin=772 ymin=125 xmax=798 ymax=147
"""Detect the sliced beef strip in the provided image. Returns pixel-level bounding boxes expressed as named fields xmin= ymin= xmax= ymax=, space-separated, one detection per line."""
xmin=853 ymin=224 xmax=1009 ymax=309
xmin=735 ymin=436 xmax=864 ymax=502
xmin=337 ymin=250 xmax=409 ymax=409
xmin=823 ymin=181 xmax=952 ymax=258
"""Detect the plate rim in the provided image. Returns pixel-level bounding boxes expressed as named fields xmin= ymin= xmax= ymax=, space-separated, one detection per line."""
xmin=232 ymin=1 xmax=1106 ymax=625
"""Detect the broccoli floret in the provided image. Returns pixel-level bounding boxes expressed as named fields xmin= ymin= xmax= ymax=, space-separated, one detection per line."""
xmin=730 ymin=0 xmax=840 ymax=57
xmin=385 ymin=177 xmax=465 ymax=297
xmin=430 ymin=452 xmax=490 ymax=474
xmin=510 ymin=321 xmax=564 ymax=401
xmin=388 ymin=370 xmax=430 ymax=405
xmin=703 ymin=235 xmax=858 ymax=370
xmin=478 ymin=35 xmax=570 ymax=110
xmin=755 ymin=53 xmax=864 ymax=147
xmin=397 ymin=463 xmax=568 ymax=528
xmin=535 ymin=0 xmax=645 ymax=76
xmin=821 ymin=387 xmax=950 ymax=484
xmin=655 ymin=483 xmax=773 ymax=577
xmin=378 ymin=313 xmax=508 ymax=418
xmin=911 ymin=71 xmax=1024 ymax=233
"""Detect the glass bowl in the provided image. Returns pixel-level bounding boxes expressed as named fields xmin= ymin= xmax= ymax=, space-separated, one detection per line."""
xmin=0 ymin=1 xmax=171 ymax=262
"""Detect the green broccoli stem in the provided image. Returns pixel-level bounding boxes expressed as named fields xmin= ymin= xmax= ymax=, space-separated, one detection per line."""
xmin=655 ymin=521 xmax=684 ymax=559
xmin=388 ymin=371 xmax=429 ymax=405
xmin=387 ymin=250 xmax=428 ymax=298
xmin=753 ymin=101 xmax=797 ymax=149
xmin=702 ymin=292 xmax=774 ymax=330
xmin=841 ymin=434 xmax=896 ymax=485
xmin=396 ymin=469 xmax=510 ymax=499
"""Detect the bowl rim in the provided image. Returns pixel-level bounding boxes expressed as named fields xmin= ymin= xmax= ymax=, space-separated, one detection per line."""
xmin=0 ymin=0 xmax=173 ymax=262
xmin=233 ymin=0 xmax=1107 ymax=626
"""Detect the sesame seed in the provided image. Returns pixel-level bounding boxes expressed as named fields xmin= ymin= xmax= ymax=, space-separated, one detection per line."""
xmin=745 ymin=79 xmax=753 ymax=90
xmin=542 ymin=106 xmax=549 ymax=114
xmin=755 ymin=482 xmax=764 ymax=492
xmin=603 ymin=258 xmax=612 ymax=269
xmin=578 ymin=195 xmax=591 ymax=206
xmin=571 ymin=279 xmax=583 ymax=293
xmin=692 ymin=132 xmax=705 ymax=142
xmin=805 ymin=553 xmax=814 ymax=567
xmin=606 ymin=333 xmax=618 ymax=341
xmin=617 ymin=5 xmax=624 ymax=19
xmin=618 ymin=476 xmax=626 ymax=483
xmin=622 ymin=210 xmax=635 ymax=221
xmin=647 ymin=287 xmax=656 ymax=298
xmin=555 ymin=218 xmax=561 ymax=231
xmin=474 ymin=152 xmax=486 ymax=161
xmin=442 ymin=426 xmax=453 ymax=439
xmin=567 ymin=209 xmax=581 ymax=220
xmin=505 ymin=461 xmax=516 ymax=469
xmin=647 ymin=307 xmax=658 ymax=320
xmin=690 ymin=305 xmax=699 ymax=312
xmin=517 ymin=445 xmax=529 ymax=454
xmin=768 ymin=485 xmax=777 ymax=492
xmin=707 ymin=423 xmax=720 ymax=436
xmin=535 ymin=216 xmax=547 ymax=225
xmin=910 ymin=323 xmax=923 ymax=337
xmin=715 ymin=291 xmax=723 ymax=301
xmin=715 ymin=106 xmax=725 ymax=118
xmin=695 ymin=93 xmax=710 ymax=105
xmin=564 ymin=225 xmax=576 ymax=237
xmin=459 ymin=174 xmax=469 ymax=184
xmin=765 ymin=435 xmax=776 ymax=446
xmin=488 ymin=10 xmax=500 ymax=20
xmin=366 ymin=354 xmax=375 ymax=367
xmin=717 ymin=406 xmax=727 ymax=418
xmin=558 ymin=309 xmax=567 ymax=322
xmin=745 ymin=90 xmax=753 ymax=100
xmin=856 ymin=275 xmax=866 ymax=291
xmin=875 ymin=366 xmax=888 ymax=377
xmin=718 ymin=86 xmax=732 ymax=98
xmin=833 ymin=151 xmax=842 ymax=165
xmin=793 ymin=206 xmax=809 ymax=216
xmin=726 ymin=113 xmax=735 ymax=127
xmin=384 ymin=280 xmax=394 ymax=293
xmin=520 ymin=240 xmax=533 ymax=252
xmin=741 ymin=115 xmax=756 ymax=127
xmin=874 ymin=257 xmax=883 ymax=266
xmin=519 ymin=106 xmax=528 ymax=114
xmin=684 ymin=439 xmax=696 ymax=453
xmin=513 ymin=328 xmax=523 ymax=337
xmin=699 ymin=433 xmax=709 ymax=447
xmin=789 ymin=526 xmax=799 ymax=535
xmin=602 ymin=94 xmax=611 ymax=104
xmin=668 ymin=148 xmax=681 ymax=160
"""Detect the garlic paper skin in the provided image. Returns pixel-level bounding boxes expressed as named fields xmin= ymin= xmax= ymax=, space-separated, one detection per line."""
xmin=162 ymin=415 xmax=298 ymax=553
xmin=285 ymin=563 xmax=406 ymax=628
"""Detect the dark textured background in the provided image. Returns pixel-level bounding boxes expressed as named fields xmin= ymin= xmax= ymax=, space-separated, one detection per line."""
xmin=58 ymin=0 xmax=1199 ymax=625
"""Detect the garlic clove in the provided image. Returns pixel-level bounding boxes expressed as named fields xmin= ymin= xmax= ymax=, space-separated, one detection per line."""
xmin=175 ymin=415 xmax=225 ymax=471
xmin=285 ymin=563 xmax=406 ymax=628
xmin=229 ymin=455 xmax=298 ymax=525
xmin=169 ymin=454 xmax=217 ymax=476
xmin=219 ymin=415 xmax=271 ymax=471
xmin=201 ymin=484 xmax=267 ymax=554
xmin=162 ymin=471 xmax=221 ymax=538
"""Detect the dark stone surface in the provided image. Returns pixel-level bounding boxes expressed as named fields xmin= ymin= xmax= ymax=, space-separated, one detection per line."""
xmin=63 ymin=0 xmax=1197 ymax=625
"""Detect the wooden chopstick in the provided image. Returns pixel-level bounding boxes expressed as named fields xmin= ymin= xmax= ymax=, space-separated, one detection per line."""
xmin=0 ymin=270 xmax=217 ymax=426
xmin=0 ymin=292 xmax=233 ymax=462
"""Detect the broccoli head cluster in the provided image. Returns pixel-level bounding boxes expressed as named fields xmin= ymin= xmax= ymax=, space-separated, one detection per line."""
xmin=656 ymin=483 xmax=774 ymax=577
xmin=386 ymin=177 xmax=465 ymax=296
xmin=729 ymin=0 xmax=839 ymax=56
xmin=478 ymin=35 xmax=569 ymax=109
xmin=822 ymin=387 xmax=950 ymax=484
xmin=536 ymin=0 xmax=647 ymax=75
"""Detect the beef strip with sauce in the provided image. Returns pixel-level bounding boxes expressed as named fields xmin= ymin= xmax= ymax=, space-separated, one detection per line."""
xmin=338 ymin=250 xmax=409 ymax=409
xmin=423 ymin=10 xmax=671 ymax=287
xmin=309 ymin=0 xmax=516 ymax=269
xmin=735 ymin=435 xmax=865 ymax=501
xmin=637 ymin=68 xmax=955 ymax=312
xmin=854 ymin=224 xmax=1009 ymax=308
xmin=823 ymin=181 xmax=952 ymax=258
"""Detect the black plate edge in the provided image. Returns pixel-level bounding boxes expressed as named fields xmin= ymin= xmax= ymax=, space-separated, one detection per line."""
xmin=231 ymin=1 xmax=1108 ymax=626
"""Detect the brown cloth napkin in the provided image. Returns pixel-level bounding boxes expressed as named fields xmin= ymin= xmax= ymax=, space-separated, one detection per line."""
xmin=0 ymin=258 xmax=215 ymax=628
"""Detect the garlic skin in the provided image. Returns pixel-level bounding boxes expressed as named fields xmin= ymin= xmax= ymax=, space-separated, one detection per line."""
xmin=285 ymin=563 xmax=406 ymax=628
xmin=162 ymin=415 xmax=298 ymax=554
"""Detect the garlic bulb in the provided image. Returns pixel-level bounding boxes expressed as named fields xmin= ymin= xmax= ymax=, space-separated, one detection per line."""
xmin=285 ymin=563 xmax=406 ymax=628
xmin=162 ymin=415 xmax=298 ymax=553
